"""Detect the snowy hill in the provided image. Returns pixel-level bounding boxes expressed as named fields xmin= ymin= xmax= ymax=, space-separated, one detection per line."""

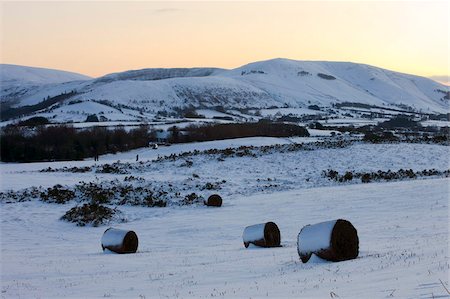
xmin=224 ymin=58 xmax=449 ymax=112
xmin=94 ymin=67 xmax=224 ymax=83
xmin=1 ymin=59 xmax=448 ymax=122
xmin=0 ymin=64 xmax=91 ymax=113
xmin=0 ymin=64 xmax=91 ymax=87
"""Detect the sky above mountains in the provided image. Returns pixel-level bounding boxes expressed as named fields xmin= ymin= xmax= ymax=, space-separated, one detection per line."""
xmin=1 ymin=1 xmax=448 ymax=83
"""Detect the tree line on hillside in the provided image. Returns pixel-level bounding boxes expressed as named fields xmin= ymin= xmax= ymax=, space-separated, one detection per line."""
xmin=168 ymin=121 xmax=309 ymax=143
xmin=1 ymin=121 xmax=310 ymax=162
xmin=1 ymin=91 xmax=77 ymax=121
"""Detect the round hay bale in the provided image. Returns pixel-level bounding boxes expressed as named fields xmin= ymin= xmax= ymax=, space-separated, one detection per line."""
xmin=205 ymin=194 xmax=222 ymax=207
xmin=297 ymin=219 xmax=358 ymax=263
xmin=243 ymin=221 xmax=281 ymax=248
xmin=101 ymin=228 xmax=138 ymax=254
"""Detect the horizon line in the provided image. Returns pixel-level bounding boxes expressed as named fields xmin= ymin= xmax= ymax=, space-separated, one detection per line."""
xmin=1 ymin=58 xmax=449 ymax=84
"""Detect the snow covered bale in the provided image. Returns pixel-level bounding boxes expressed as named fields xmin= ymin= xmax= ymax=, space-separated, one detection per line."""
xmin=101 ymin=228 xmax=138 ymax=254
xmin=205 ymin=194 xmax=222 ymax=207
xmin=297 ymin=219 xmax=359 ymax=263
xmin=243 ymin=222 xmax=281 ymax=248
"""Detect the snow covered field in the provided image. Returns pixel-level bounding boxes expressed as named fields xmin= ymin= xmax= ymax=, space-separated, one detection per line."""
xmin=1 ymin=138 xmax=449 ymax=298
xmin=0 ymin=137 xmax=324 ymax=191
xmin=1 ymin=179 xmax=449 ymax=298
xmin=1 ymin=139 xmax=448 ymax=196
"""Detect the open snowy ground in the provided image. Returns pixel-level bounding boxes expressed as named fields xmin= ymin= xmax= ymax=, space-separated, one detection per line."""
xmin=1 ymin=137 xmax=449 ymax=298
xmin=1 ymin=178 xmax=449 ymax=298
xmin=0 ymin=140 xmax=448 ymax=197
xmin=0 ymin=136 xmax=325 ymax=191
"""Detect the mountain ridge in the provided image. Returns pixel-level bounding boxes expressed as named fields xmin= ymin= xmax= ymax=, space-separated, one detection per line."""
xmin=1 ymin=58 xmax=448 ymax=122
xmin=1 ymin=64 xmax=91 ymax=85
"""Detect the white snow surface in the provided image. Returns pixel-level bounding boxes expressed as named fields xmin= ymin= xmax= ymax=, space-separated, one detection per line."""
xmin=1 ymin=138 xmax=450 ymax=298
xmin=1 ymin=178 xmax=449 ymax=298
xmin=0 ymin=136 xmax=321 ymax=191
xmin=1 ymin=139 xmax=449 ymax=194
xmin=297 ymin=220 xmax=337 ymax=255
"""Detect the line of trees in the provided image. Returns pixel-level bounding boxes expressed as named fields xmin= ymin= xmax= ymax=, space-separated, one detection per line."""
xmin=1 ymin=125 xmax=155 ymax=162
xmin=168 ymin=121 xmax=309 ymax=143
xmin=1 ymin=91 xmax=77 ymax=121
xmin=1 ymin=121 xmax=310 ymax=162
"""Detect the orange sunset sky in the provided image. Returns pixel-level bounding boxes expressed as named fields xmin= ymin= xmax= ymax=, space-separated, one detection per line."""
xmin=1 ymin=1 xmax=449 ymax=82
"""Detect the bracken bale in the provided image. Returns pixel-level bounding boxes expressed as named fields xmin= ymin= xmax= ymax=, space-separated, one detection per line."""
xmin=297 ymin=219 xmax=358 ymax=263
xmin=101 ymin=228 xmax=139 ymax=254
xmin=243 ymin=222 xmax=281 ymax=248
xmin=205 ymin=194 xmax=222 ymax=207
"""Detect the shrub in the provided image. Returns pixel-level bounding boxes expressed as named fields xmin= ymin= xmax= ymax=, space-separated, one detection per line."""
xmin=361 ymin=173 xmax=372 ymax=183
xmin=323 ymin=168 xmax=445 ymax=184
xmin=40 ymin=184 xmax=75 ymax=204
xmin=182 ymin=107 xmax=205 ymax=119
xmin=363 ymin=131 xmax=398 ymax=143
xmin=379 ymin=116 xmax=421 ymax=129
xmin=61 ymin=203 xmax=122 ymax=226
xmin=96 ymin=163 xmax=129 ymax=174
xmin=143 ymin=195 xmax=167 ymax=207
xmin=308 ymin=105 xmax=321 ymax=111
xmin=309 ymin=122 xmax=324 ymax=130
xmin=317 ymin=73 xmax=336 ymax=80
xmin=298 ymin=71 xmax=311 ymax=76
xmin=0 ymin=187 xmax=42 ymax=203
xmin=200 ymin=181 xmax=223 ymax=190
xmin=180 ymin=193 xmax=203 ymax=205
xmin=76 ymin=182 xmax=114 ymax=204
xmin=18 ymin=116 xmax=50 ymax=127
xmin=323 ymin=169 xmax=339 ymax=180
xmin=343 ymin=171 xmax=353 ymax=181
xmin=179 ymin=160 xmax=193 ymax=167
xmin=85 ymin=114 xmax=99 ymax=122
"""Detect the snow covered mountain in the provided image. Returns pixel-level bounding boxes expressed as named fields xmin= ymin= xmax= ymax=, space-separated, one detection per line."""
xmin=94 ymin=67 xmax=224 ymax=83
xmin=1 ymin=59 xmax=448 ymax=122
xmin=1 ymin=64 xmax=91 ymax=86
xmin=1 ymin=64 xmax=91 ymax=114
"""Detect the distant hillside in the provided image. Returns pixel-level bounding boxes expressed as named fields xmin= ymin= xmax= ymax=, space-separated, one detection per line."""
xmin=0 ymin=64 xmax=91 ymax=115
xmin=94 ymin=67 xmax=225 ymax=83
xmin=1 ymin=64 xmax=91 ymax=86
xmin=1 ymin=59 xmax=448 ymax=122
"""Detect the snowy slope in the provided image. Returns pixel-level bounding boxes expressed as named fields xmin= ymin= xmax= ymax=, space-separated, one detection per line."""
xmin=0 ymin=64 xmax=92 ymax=110
xmin=94 ymin=67 xmax=224 ymax=83
xmin=223 ymin=58 xmax=449 ymax=112
xmin=2 ymin=59 xmax=448 ymax=123
xmin=0 ymin=64 xmax=91 ymax=85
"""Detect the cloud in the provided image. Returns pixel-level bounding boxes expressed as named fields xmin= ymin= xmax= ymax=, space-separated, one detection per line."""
xmin=429 ymin=75 xmax=450 ymax=86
